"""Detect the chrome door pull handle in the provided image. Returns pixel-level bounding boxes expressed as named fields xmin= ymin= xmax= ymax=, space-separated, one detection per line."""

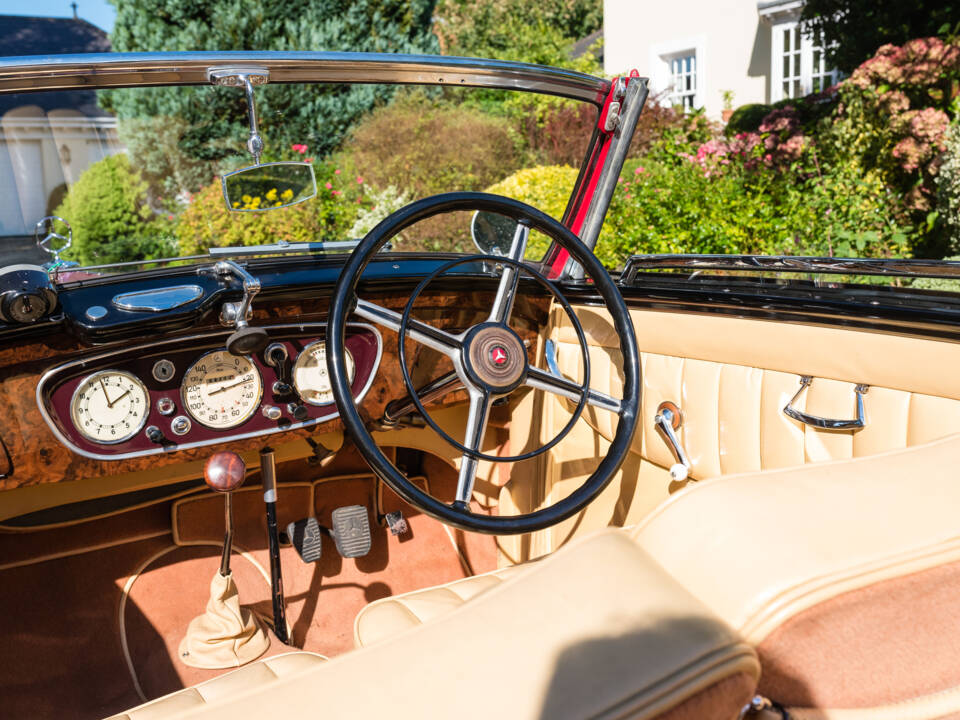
xmin=654 ymin=401 xmax=691 ymax=482
xmin=783 ymin=376 xmax=868 ymax=431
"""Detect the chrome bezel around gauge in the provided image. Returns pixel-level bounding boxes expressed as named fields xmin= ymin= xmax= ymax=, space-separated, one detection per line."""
xmin=180 ymin=350 xmax=264 ymax=430
xmin=69 ymin=369 xmax=149 ymax=445
xmin=293 ymin=340 xmax=355 ymax=406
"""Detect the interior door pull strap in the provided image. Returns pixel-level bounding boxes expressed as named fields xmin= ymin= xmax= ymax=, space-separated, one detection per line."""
xmin=783 ymin=376 xmax=868 ymax=431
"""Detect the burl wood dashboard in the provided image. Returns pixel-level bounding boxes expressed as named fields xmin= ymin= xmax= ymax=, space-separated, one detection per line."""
xmin=0 ymin=291 xmax=547 ymax=491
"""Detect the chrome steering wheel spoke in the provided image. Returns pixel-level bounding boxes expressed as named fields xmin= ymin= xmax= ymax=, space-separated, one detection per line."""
xmin=454 ymin=388 xmax=493 ymax=506
xmin=487 ymin=222 xmax=529 ymax=325
xmin=525 ymin=365 xmax=622 ymax=414
xmin=354 ymin=298 xmax=463 ymax=359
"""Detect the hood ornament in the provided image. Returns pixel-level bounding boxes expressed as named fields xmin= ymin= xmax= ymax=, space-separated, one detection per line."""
xmin=35 ymin=216 xmax=78 ymax=272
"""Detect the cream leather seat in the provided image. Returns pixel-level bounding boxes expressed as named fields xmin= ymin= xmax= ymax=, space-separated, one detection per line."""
xmin=108 ymin=530 xmax=759 ymax=720
xmin=106 ymin=652 xmax=327 ymax=720
xmin=356 ymin=433 xmax=960 ymax=719
xmin=354 ymin=564 xmax=524 ymax=646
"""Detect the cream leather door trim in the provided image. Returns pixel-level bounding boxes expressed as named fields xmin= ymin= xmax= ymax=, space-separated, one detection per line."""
xmin=553 ymin=306 xmax=960 ymax=400
xmin=548 ymin=305 xmax=960 ymax=480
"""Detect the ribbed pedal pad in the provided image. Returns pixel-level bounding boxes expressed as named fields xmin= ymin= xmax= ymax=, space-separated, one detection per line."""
xmin=331 ymin=505 xmax=372 ymax=558
xmin=286 ymin=517 xmax=323 ymax=563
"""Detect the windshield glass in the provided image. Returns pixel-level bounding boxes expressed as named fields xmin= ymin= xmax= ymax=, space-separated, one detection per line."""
xmin=0 ymin=81 xmax=588 ymax=273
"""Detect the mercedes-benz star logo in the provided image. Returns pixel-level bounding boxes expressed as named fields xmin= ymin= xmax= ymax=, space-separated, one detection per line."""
xmin=490 ymin=345 xmax=509 ymax=366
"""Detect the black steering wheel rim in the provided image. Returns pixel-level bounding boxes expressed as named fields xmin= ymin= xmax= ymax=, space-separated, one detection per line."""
xmin=326 ymin=192 xmax=640 ymax=535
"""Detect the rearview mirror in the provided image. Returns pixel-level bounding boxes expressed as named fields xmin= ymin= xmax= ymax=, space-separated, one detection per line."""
xmin=221 ymin=162 xmax=317 ymax=212
xmin=470 ymin=211 xmax=518 ymax=256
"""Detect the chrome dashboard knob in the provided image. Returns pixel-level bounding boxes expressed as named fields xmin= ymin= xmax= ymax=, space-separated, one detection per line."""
xmin=262 ymin=405 xmax=282 ymax=420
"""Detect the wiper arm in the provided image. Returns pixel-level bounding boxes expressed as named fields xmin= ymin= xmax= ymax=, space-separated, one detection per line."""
xmin=208 ymin=239 xmax=367 ymax=257
xmin=207 ymin=239 xmax=396 ymax=258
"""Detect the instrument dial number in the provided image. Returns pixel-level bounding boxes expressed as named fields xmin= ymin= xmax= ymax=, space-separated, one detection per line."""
xmin=182 ymin=351 xmax=263 ymax=429
xmin=70 ymin=370 xmax=149 ymax=444
xmin=293 ymin=342 xmax=354 ymax=406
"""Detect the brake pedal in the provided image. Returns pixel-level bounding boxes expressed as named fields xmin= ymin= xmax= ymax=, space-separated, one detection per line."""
xmin=331 ymin=505 xmax=372 ymax=558
xmin=286 ymin=517 xmax=323 ymax=563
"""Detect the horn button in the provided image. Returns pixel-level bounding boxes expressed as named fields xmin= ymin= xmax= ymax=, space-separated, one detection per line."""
xmin=463 ymin=323 xmax=527 ymax=393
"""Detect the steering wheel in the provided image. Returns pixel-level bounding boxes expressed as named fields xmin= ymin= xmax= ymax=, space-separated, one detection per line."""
xmin=326 ymin=192 xmax=640 ymax=535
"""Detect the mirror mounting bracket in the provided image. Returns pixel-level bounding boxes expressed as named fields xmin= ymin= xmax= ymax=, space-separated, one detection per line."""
xmin=208 ymin=66 xmax=270 ymax=165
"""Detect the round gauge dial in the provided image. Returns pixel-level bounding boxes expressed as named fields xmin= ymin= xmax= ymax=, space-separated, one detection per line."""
xmin=181 ymin=351 xmax=262 ymax=429
xmin=70 ymin=370 xmax=149 ymax=444
xmin=293 ymin=342 xmax=354 ymax=406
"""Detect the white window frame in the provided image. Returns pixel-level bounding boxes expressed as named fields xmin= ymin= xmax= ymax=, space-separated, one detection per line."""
xmin=667 ymin=52 xmax=698 ymax=111
xmin=770 ymin=20 xmax=839 ymax=101
xmin=649 ymin=36 xmax=707 ymax=112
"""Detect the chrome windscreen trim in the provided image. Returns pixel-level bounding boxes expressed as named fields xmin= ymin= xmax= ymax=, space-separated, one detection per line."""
xmin=0 ymin=52 xmax=610 ymax=105
xmin=622 ymin=254 xmax=960 ymax=281
xmin=35 ymin=321 xmax=382 ymax=462
xmin=112 ymin=285 xmax=204 ymax=312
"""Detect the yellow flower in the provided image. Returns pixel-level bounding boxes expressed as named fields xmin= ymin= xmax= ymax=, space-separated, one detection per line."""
xmin=281 ymin=188 xmax=294 ymax=201
xmin=266 ymin=188 xmax=278 ymax=201
xmin=242 ymin=194 xmax=252 ymax=204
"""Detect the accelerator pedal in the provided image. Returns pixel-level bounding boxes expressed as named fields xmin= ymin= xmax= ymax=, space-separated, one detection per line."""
xmin=331 ymin=505 xmax=372 ymax=558
xmin=286 ymin=517 xmax=323 ymax=563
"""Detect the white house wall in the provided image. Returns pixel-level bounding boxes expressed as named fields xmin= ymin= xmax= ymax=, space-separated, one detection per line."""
xmin=604 ymin=0 xmax=771 ymax=118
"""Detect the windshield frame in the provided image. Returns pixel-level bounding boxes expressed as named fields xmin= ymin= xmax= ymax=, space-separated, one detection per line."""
xmin=0 ymin=52 xmax=648 ymax=281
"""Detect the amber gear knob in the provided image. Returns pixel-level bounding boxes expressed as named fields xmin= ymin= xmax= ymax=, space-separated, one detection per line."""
xmin=204 ymin=451 xmax=246 ymax=492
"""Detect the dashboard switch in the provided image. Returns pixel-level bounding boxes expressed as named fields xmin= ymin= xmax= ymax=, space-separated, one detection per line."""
xmin=145 ymin=425 xmax=164 ymax=444
xmin=157 ymin=397 xmax=176 ymax=416
xmin=287 ymin=403 xmax=309 ymax=422
xmin=170 ymin=415 xmax=192 ymax=436
xmin=262 ymin=405 xmax=282 ymax=421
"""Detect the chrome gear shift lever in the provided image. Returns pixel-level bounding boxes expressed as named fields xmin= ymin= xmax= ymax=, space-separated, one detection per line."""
xmin=204 ymin=451 xmax=247 ymax=576
xmin=179 ymin=450 xmax=269 ymax=669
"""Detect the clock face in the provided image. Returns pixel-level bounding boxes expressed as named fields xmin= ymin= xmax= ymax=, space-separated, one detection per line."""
xmin=70 ymin=370 xmax=149 ymax=444
xmin=181 ymin=351 xmax=262 ymax=429
xmin=293 ymin=341 xmax=354 ymax=406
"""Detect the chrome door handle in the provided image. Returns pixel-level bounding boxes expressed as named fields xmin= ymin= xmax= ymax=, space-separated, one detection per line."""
xmin=783 ymin=376 xmax=868 ymax=431
xmin=654 ymin=402 xmax=691 ymax=481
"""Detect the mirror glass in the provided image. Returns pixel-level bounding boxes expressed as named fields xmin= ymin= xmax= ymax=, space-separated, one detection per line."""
xmin=221 ymin=162 xmax=317 ymax=212
xmin=470 ymin=211 xmax=518 ymax=256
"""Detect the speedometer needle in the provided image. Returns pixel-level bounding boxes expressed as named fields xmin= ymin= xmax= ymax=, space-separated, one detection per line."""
xmin=210 ymin=377 xmax=253 ymax=396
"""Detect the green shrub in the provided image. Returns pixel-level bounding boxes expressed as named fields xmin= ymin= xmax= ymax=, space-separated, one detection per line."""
xmin=118 ymin=116 xmax=229 ymax=199
xmin=53 ymin=153 xmax=170 ymax=265
xmin=485 ymin=165 xmax=579 ymax=258
xmin=724 ymin=103 xmax=773 ymax=136
xmin=341 ymin=95 xmax=523 ymax=198
xmin=176 ymin=162 xmax=365 ymax=254
xmin=592 ymin=151 xmax=910 ymax=269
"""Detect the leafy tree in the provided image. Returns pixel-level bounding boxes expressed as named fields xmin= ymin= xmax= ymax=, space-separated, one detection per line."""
xmin=800 ymin=0 xmax=959 ymax=73
xmin=101 ymin=0 xmax=439 ymax=193
xmin=434 ymin=0 xmax=601 ymax=64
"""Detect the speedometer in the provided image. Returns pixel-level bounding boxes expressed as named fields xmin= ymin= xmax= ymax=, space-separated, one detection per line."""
xmin=293 ymin=341 xmax=354 ymax=406
xmin=181 ymin=351 xmax=262 ymax=429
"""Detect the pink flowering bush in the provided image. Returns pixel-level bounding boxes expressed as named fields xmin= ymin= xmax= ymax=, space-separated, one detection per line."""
xmin=823 ymin=37 xmax=960 ymax=245
xmin=587 ymin=39 xmax=960 ymax=266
